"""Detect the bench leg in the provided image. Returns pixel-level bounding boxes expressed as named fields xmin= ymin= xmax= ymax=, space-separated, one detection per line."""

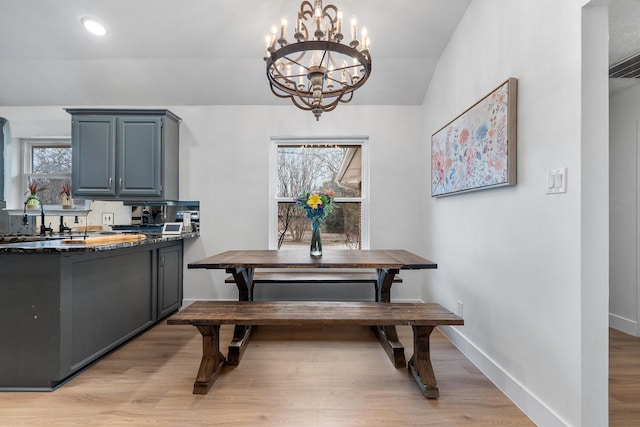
xmin=192 ymin=325 xmax=227 ymax=395
xmin=371 ymin=325 xmax=406 ymax=368
xmin=408 ymin=325 xmax=439 ymax=399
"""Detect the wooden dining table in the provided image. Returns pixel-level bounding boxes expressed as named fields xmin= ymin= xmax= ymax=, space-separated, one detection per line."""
xmin=187 ymin=249 xmax=437 ymax=368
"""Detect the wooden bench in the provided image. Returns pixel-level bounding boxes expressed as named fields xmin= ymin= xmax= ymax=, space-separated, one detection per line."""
xmin=167 ymin=301 xmax=463 ymax=399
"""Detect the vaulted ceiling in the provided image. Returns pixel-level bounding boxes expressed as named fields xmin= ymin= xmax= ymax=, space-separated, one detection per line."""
xmin=0 ymin=0 xmax=637 ymax=106
xmin=0 ymin=0 xmax=471 ymax=106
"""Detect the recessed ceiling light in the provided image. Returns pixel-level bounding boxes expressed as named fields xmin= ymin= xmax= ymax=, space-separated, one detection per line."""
xmin=81 ymin=17 xmax=106 ymax=36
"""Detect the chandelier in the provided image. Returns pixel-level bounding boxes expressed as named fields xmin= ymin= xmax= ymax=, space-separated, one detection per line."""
xmin=264 ymin=0 xmax=372 ymax=121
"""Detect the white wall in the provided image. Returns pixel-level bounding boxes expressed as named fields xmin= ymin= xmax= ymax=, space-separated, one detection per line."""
xmin=610 ymin=83 xmax=640 ymax=336
xmin=421 ymin=0 xmax=608 ymax=426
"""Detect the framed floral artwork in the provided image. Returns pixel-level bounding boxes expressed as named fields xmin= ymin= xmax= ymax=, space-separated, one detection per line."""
xmin=431 ymin=78 xmax=517 ymax=197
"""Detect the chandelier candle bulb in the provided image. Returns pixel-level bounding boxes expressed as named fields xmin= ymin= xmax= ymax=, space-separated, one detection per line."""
xmin=351 ymin=16 xmax=357 ymax=42
xmin=315 ymin=6 xmax=322 ymax=32
xmin=337 ymin=10 xmax=343 ymax=34
xmin=361 ymin=27 xmax=368 ymax=49
xmin=264 ymin=35 xmax=272 ymax=58
xmin=281 ymin=17 xmax=287 ymax=39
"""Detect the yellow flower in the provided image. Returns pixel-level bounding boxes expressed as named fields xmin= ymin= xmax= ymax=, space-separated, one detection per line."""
xmin=307 ymin=193 xmax=322 ymax=209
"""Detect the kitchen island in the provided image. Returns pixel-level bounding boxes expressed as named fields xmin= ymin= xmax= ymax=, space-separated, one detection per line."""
xmin=0 ymin=231 xmax=197 ymax=390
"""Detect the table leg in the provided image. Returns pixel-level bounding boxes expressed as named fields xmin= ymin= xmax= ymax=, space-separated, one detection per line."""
xmin=192 ymin=325 xmax=227 ymax=395
xmin=227 ymin=267 xmax=255 ymax=366
xmin=407 ymin=325 xmax=439 ymax=399
xmin=373 ymin=268 xmax=406 ymax=368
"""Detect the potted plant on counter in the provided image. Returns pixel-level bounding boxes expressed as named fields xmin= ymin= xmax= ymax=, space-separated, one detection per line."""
xmin=60 ymin=181 xmax=73 ymax=209
xmin=25 ymin=182 xmax=45 ymax=209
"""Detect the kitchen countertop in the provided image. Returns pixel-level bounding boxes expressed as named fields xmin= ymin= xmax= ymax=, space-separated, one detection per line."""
xmin=0 ymin=231 xmax=199 ymax=253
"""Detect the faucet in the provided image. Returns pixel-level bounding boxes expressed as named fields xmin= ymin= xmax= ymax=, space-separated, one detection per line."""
xmin=38 ymin=201 xmax=52 ymax=236
xmin=22 ymin=201 xmax=28 ymax=225
xmin=58 ymin=216 xmax=71 ymax=234
xmin=22 ymin=198 xmax=52 ymax=235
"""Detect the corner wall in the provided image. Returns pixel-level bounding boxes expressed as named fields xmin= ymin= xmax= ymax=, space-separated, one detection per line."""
xmin=421 ymin=0 xmax=608 ymax=425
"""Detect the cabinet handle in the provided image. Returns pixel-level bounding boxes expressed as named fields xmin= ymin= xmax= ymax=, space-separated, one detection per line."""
xmin=109 ymin=177 xmax=113 ymax=186
xmin=160 ymin=256 xmax=165 ymax=266
xmin=119 ymin=178 xmax=123 ymax=188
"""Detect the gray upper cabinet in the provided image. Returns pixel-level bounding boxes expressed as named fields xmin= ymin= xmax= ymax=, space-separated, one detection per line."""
xmin=66 ymin=109 xmax=181 ymax=201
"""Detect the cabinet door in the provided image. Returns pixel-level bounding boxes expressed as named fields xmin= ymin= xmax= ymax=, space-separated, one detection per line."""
xmin=158 ymin=243 xmax=183 ymax=318
xmin=71 ymin=116 xmax=117 ymax=197
xmin=117 ymin=116 xmax=163 ymax=198
xmin=70 ymin=249 xmax=155 ymax=370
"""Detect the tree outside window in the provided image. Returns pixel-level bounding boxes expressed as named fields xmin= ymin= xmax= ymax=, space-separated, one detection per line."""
xmin=23 ymin=139 xmax=72 ymax=205
xmin=274 ymin=142 xmax=366 ymax=250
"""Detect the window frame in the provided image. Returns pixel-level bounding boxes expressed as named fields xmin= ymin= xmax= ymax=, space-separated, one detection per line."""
xmin=269 ymin=136 xmax=370 ymax=250
xmin=21 ymin=137 xmax=72 ymax=206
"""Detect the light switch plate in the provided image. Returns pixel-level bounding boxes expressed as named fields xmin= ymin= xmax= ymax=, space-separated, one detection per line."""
xmin=546 ymin=168 xmax=567 ymax=194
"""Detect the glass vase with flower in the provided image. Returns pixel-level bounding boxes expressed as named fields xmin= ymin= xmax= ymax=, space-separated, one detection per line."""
xmin=295 ymin=189 xmax=335 ymax=257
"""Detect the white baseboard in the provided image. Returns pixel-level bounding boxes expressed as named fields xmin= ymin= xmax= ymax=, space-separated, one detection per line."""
xmin=438 ymin=325 xmax=569 ymax=427
xmin=609 ymin=313 xmax=638 ymax=336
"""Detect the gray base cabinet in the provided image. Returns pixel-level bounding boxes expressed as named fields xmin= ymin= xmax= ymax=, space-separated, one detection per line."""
xmin=0 ymin=240 xmax=183 ymax=390
xmin=66 ymin=109 xmax=180 ymax=201
xmin=158 ymin=243 xmax=183 ymax=319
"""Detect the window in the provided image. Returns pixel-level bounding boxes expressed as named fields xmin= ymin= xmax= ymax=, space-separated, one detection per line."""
xmin=22 ymin=138 xmax=72 ymax=205
xmin=270 ymin=137 xmax=369 ymax=250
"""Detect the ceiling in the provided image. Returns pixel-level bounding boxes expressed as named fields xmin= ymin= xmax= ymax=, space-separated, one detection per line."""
xmin=0 ymin=0 xmax=471 ymax=107
xmin=0 ymin=0 xmax=637 ymax=107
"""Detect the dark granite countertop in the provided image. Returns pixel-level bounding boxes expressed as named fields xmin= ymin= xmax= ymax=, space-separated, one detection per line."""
xmin=0 ymin=231 xmax=199 ymax=253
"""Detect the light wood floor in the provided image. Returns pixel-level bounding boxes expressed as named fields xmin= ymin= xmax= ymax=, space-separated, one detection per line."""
xmin=0 ymin=322 xmax=533 ymax=426
xmin=609 ymin=328 xmax=640 ymax=426
xmin=0 ymin=324 xmax=637 ymax=426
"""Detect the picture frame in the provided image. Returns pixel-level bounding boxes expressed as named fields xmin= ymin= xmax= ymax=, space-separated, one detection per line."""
xmin=431 ymin=77 xmax=517 ymax=197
